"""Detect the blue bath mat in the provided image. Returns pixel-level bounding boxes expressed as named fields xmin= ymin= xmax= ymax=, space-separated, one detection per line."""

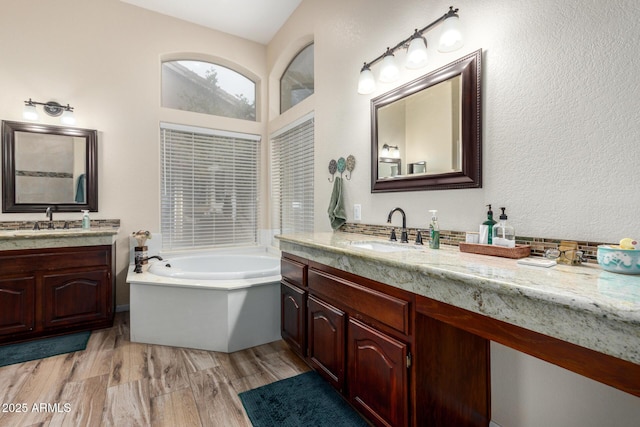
xmin=0 ymin=331 xmax=91 ymax=367
xmin=239 ymin=371 xmax=369 ymax=427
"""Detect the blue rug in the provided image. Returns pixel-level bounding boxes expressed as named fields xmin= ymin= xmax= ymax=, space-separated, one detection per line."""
xmin=0 ymin=332 xmax=91 ymax=367
xmin=239 ymin=371 xmax=369 ymax=427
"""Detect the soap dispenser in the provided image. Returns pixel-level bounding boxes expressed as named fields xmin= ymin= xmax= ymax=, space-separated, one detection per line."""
xmin=428 ymin=210 xmax=440 ymax=249
xmin=82 ymin=210 xmax=90 ymax=229
xmin=479 ymin=205 xmax=497 ymax=244
xmin=493 ymin=207 xmax=515 ymax=247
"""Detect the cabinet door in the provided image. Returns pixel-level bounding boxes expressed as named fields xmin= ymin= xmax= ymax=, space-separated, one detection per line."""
xmin=42 ymin=268 xmax=110 ymax=329
xmin=348 ymin=318 xmax=408 ymax=427
xmin=308 ymin=295 xmax=346 ymax=391
xmin=281 ymin=281 xmax=307 ymax=356
xmin=0 ymin=277 xmax=35 ymax=336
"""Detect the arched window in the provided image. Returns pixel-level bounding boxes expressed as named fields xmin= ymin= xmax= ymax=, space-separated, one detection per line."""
xmin=162 ymin=60 xmax=256 ymax=121
xmin=280 ymin=44 xmax=314 ymax=113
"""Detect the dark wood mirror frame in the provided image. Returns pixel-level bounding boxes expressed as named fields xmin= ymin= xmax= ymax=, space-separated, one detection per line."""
xmin=371 ymin=49 xmax=482 ymax=192
xmin=2 ymin=121 xmax=98 ymax=213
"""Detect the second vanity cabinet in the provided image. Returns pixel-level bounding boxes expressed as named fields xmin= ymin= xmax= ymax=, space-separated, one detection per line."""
xmin=0 ymin=244 xmax=115 ymax=344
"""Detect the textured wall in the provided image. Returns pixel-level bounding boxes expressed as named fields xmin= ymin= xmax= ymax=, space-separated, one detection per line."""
xmin=269 ymin=0 xmax=640 ymax=243
xmin=268 ymin=0 xmax=640 ymax=425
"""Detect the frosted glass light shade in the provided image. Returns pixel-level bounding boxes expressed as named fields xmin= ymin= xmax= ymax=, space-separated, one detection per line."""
xmin=61 ymin=109 xmax=76 ymax=125
xmin=357 ymin=67 xmax=376 ymax=94
xmin=378 ymin=53 xmax=399 ymax=83
xmin=405 ymin=36 xmax=428 ymax=69
xmin=438 ymin=15 xmax=463 ymax=52
xmin=23 ymin=104 xmax=38 ymax=121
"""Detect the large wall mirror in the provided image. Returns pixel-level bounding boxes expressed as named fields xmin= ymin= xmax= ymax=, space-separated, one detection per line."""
xmin=2 ymin=121 xmax=98 ymax=213
xmin=371 ymin=49 xmax=481 ymax=192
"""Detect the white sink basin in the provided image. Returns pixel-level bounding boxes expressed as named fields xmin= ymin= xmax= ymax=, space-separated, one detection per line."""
xmin=349 ymin=240 xmax=416 ymax=253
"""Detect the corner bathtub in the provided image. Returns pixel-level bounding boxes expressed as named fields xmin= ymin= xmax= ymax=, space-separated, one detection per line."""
xmin=126 ymin=247 xmax=282 ymax=353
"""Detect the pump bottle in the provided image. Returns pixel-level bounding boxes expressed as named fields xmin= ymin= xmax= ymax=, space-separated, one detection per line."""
xmin=428 ymin=210 xmax=440 ymax=249
xmin=479 ymin=205 xmax=497 ymax=245
xmin=493 ymin=207 xmax=515 ymax=247
xmin=82 ymin=210 xmax=90 ymax=229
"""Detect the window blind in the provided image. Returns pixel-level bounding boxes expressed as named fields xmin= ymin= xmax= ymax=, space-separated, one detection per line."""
xmin=161 ymin=124 xmax=260 ymax=251
xmin=271 ymin=114 xmax=314 ymax=234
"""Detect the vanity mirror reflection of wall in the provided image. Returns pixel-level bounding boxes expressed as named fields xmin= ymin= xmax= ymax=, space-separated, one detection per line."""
xmin=2 ymin=121 xmax=98 ymax=213
xmin=15 ymin=131 xmax=87 ymax=204
xmin=377 ymin=74 xmax=461 ymax=179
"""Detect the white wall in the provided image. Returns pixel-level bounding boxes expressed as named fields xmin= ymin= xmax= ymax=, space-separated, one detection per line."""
xmin=0 ymin=0 xmax=267 ymax=306
xmin=267 ymin=0 xmax=640 ymax=425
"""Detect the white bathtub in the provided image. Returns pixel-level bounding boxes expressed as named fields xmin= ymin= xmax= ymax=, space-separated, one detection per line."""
xmin=126 ymin=247 xmax=282 ymax=353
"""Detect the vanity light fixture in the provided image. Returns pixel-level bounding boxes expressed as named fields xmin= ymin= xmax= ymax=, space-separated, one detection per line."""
xmin=23 ymin=98 xmax=76 ymax=125
xmin=357 ymin=6 xmax=463 ymax=94
xmin=380 ymin=144 xmax=400 ymax=158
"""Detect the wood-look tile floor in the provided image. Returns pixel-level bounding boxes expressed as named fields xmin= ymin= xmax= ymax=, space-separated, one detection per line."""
xmin=0 ymin=312 xmax=310 ymax=427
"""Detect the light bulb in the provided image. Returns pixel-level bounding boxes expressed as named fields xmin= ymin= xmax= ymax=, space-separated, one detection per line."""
xmin=23 ymin=103 xmax=39 ymax=121
xmin=405 ymin=35 xmax=428 ymax=69
xmin=378 ymin=51 xmax=399 ymax=83
xmin=438 ymin=14 xmax=463 ymax=52
xmin=357 ymin=65 xmax=376 ymax=95
xmin=61 ymin=109 xmax=76 ymax=125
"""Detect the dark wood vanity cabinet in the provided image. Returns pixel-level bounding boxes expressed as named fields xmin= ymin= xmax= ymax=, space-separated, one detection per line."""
xmin=281 ymin=253 xmax=412 ymax=427
xmin=280 ymin=252 xmax=490 ymax=427
xmin=0 ymin=245 xmax=115 ymax=344
xmin=307 ymin=294 xmax=346 ymax=391
xmin=280 ymin=255 xmax=308 ymax=357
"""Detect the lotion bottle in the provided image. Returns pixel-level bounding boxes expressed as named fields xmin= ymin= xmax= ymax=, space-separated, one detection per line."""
xmin=493 ymin=207 xmax=515 ymax=247
xmin=428 ymin=210 xmax=440 ymax=249
xmin=82 ymin=210 xmax=90 ymax=229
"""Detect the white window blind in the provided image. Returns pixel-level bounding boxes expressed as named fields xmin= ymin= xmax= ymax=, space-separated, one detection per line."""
xmin=161 ymin=124 xmax=260 ymax=250
xmin=271 ymin=114 xmax=314 ymax=234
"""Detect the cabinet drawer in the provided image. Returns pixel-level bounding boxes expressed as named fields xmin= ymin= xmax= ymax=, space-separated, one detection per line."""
xmin=281 ymin=257 xmax=307 ymax=288
xmin=309 ymin=269 xmax=410 ymax=335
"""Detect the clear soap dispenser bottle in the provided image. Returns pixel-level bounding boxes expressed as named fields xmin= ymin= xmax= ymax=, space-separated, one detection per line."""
xmin=493 ymin=207 xmax=515 ymax=247
xmin=428 ymin=210 xmax=440 ymax=249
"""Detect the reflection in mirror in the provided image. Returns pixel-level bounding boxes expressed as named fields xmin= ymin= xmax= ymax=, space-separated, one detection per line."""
xmin=2 ymin=121 xmax=98 ymax=213
xmin=15 ymin=132 xmax=87 ymax=204
xmin=377 ymin=75 xmax=461 ymax=179
xmin=371 ymin=49 xmax=481 ymax=192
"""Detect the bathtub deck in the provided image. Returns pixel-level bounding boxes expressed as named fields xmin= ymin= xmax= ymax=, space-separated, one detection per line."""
xmin=0 ymin=312 xmax=310 ymax=427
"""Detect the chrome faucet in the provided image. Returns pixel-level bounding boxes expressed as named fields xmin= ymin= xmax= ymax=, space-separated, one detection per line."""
xmin=387 ymin=207 xmax=408 ymax=243
xmin=45 ymin=207 xmax=55 ymax=229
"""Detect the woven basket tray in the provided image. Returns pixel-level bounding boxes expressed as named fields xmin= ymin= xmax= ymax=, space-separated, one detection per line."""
xmin=459 ymin=243 xmax=531 ymax=259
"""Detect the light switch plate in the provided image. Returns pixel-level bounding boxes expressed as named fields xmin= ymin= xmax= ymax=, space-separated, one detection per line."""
xmin=354 ymin=204 xmax=362 ymax=221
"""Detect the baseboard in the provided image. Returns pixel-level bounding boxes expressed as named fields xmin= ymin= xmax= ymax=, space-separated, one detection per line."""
xmin=490 ymin=421 xmax=502 ymax=427
xmin=116 ymin=304 xmax=130 ymax=313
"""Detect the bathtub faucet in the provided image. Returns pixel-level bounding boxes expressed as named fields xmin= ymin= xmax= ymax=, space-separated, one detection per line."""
xmin=134 ymin=255 xmax=163 ymax=274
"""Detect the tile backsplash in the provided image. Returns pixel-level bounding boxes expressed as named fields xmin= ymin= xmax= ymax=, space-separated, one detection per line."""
xmin=0 ymin=219 xmax=120 ymax=230
xmin=339 ymin=222 xmax=613 ymax=264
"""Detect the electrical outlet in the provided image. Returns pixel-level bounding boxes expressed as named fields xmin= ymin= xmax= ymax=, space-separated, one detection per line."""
xmin=354 ymin=204 xmax=362 ymax=221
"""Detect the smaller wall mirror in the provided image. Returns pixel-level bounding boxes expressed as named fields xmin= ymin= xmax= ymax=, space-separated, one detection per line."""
xmin=2 ymin=121 xmax=98 ymax=213
xmin=371 ymin=49 xmax=482 ymax=192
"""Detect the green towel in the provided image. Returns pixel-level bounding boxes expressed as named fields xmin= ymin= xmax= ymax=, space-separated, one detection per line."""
xmin=328 ymin=176 xmax=347 ymax=230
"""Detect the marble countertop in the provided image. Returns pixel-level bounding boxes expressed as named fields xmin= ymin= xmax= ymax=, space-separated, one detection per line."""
xmin=0 ymin=228 xmax=119 ymax=250
xmin=276 ymin=232 xmax=640 ymax=365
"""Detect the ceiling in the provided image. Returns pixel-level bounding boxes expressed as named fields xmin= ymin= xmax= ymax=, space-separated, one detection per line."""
xmin=121 ymin=0 xmax=302 ymax=44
